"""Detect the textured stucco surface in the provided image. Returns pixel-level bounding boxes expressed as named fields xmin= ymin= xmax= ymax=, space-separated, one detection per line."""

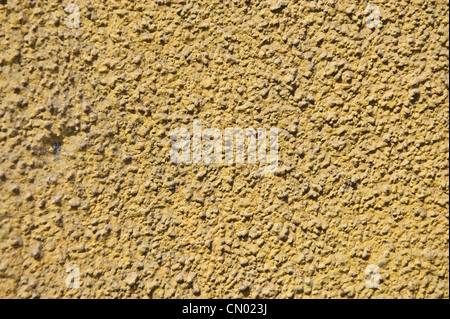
xmin=0 ymin=0 xmax=448 ymax=298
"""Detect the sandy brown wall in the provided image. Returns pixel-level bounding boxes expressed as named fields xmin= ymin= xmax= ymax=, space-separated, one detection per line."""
xmin=0 ymin=0 xmax=448 ymax=298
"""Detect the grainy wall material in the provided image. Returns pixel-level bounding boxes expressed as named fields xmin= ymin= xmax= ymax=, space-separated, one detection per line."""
xmin=0 ymin=0 xmax=448 ymax=298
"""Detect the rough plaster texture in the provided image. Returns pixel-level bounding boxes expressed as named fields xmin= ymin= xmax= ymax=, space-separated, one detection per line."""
xmin=0 ymin=0 xmax=448 ymax=298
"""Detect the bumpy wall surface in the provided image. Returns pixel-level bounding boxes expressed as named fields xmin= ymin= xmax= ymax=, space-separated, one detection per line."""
xmin=0 ymin=0 xmax=448 ymax=299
